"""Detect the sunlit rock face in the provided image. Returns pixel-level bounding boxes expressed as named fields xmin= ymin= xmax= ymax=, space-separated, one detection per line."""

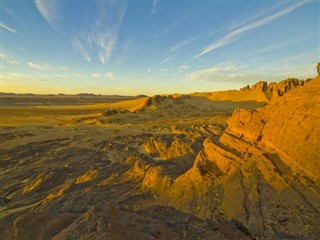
xmin=251 ymin=81 xmax=268 ymax=92
xmin=241 ymin=78 xmax=305 ymax=98
xmin=228 ymin=77 xmax=320 ymax=182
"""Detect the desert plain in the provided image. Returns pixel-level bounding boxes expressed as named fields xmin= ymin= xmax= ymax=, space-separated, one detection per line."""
xmin=0 ymin=76 xmax=319 ymax=240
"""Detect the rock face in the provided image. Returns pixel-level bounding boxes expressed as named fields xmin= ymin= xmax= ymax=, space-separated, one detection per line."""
xmin=132 ymin=94 xmax=197 ymax=113
xmin=241 ymin=78 xmax=305 ymax=98
xmin=229 ymin=77 xmax=320 ymax=182
xmin=226 ymin=108 xmax=266 ymax=142
xmin=251 ymin=81 xmax=268 ymax=92
xmin=144 ymin=135 xmax=201 ymax=159
xmin=272 ymin=78 xmax=305 ymax=96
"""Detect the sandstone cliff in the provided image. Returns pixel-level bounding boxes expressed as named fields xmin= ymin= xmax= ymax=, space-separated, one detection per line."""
xmin=229 ymin=77 xmax=320 ymax=182
xmin=240 ymin=78 xmax=305 ymax=99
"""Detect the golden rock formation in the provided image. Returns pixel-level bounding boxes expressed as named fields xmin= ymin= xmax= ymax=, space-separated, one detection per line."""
xmin=1 ymin=73 xmax=319 ymax=239
xmin=228 ymin=76 xmax=320 ymax=182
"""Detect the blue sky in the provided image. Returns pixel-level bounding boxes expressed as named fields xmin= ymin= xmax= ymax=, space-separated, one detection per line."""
xmin=1 ymin=0 xmax=319 ymax=95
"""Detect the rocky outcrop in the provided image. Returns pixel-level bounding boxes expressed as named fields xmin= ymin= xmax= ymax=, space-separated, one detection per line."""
xmin=226 ymin=109 xmax=266 ymax=142
xmin=133 ymin=95 xmax=187 ymax=112
xmin=251 ymin=81 xmax=268 ymax=92
xmin=129 ymin=76 xmax=320 ymax=239
xmin=134 ymin=125 xmax=320 ymax=239
xmin=272 ymin=78 xmax=305 ymax=96
xmin=194 ymin=137 xmax=241 ymax=176
xmin=144 ymin=134 xmax=201 ymax=160
xmin=229 ymin=77 xmax=320 ymax=182
xmin=240 ymin=78 xmax=305 ymax=98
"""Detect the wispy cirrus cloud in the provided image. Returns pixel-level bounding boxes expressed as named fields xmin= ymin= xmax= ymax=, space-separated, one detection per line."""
xmin=186 ymin=62 xmax=257 ymax=83
xmin=106 ymin=72 xmax=115 ymax=80
xmin=2 ymin=5 xmax=18 ymax=18
xmin=151 ymin=0 xmax=158 ymax=15
xmin=92 ymin=72 xmax=115 ymax=80
xmin=157 ymin=36 xmax=198 ymax=69
xmin=0 ymin=22 xmax=17 ymax=33
xmin=169 ymin=36 xmax=198 ymax=53
xmin=157 ymin=56 xmax=173 ymax=66
xmin=123 ymin=40 xmax=131 ymax=53
xmin=54 ymin=74 xmax=72 ymax=80
xmin=72 ymin=38 xmax=91 ymax=62
xmin=225 ymin=1 xmax=287 ymax=34
xmin=193 ymin=1 xmax=308 ymax=59
xmin=0 ymin=53 xmax=19 ymax=64
xmin=187 ymin=49 xmax=317 ymax=84
xmin=177 ymin=65 xmax=189 ymax=72
xmin=34 ymin=0 xmax=60 ymax=29
xmin=28 ymin=62 xmax=68 ymax=71
xmin=264 ymin=48 xmax=318 ymax=67
xmin=253 ymin=34 xmax=315 ymax=55
xmin=73 ymin=2 xmax=127 ymax=64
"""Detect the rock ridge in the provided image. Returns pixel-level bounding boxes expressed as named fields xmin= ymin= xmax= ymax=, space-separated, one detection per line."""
xmin=240 ymin=78 xmax=306 ymax=98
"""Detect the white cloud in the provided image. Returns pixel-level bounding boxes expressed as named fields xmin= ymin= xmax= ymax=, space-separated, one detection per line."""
xmin=28 ymin=62 xmax=68 ymax=71
xmin=4 ymin=72 xmax=28 ymax=79
xmin=157 ymin=36 xmax=199 ymax=66
xmin=34 ymin=0 xmax=60 ymax=29
xmin=194 ymin=1 xmax=308 ymax=59
xmin=264 ymin=48 xmax=319 ymax=80
xmin=72 ymin=38 xmax=91 ymax=62
xmin=186 ymin=54 xmax=317 ymax=84
xmin=72 ymin=72 xmax=85 ymax=78
xmin=252 ymin=34 xmax=315 ymax=56
xmin=54 ymin=74 xmax=72 ymax=80
xmin=2 ymin=72 xmax=50 ymax=84
xmin=0 ymin=22 xmax=17 ymax=33
xmin=169 ymin=36 xmax=198 ymax=53
xmin=97 ymin=31 xmax=117 ymax=64
xmin=186 ymin=63 xmax=255 ymax=83
xmin=151 ymin=0 xmax=158 ymax=15
xmin=92 ymin=73 xmax=101 ymax=78
xmin=158 ymin=56 xmax=172 ymax=66
xmin=275 ymin=63 xmax=316 ymax=79
xmin=6 ymin=59 xmax=19 ymax=65
xmin=91 ymin=72 xmax=115 ymax=80
xmin=2 ymin=5 xmax=18 ymax=18
xmin=74 ymin=2 xmax=127 ymax=64
xmin=177 ymin=65 xmax=189 ymax=72
xmin=106 ymin=72 xmax=115 ymax=80
xmin=225 ymin=1 xmax=286 ymax=33
xmin=263 ymin=48 xmax=319 ymax=71
xmin=252 ymin=44 xmax=290 ymax=56
xmin=0 ymin=53 xmax=19 ymax=64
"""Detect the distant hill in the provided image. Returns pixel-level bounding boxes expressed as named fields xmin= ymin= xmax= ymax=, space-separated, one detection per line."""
xmin=0 ymin=92 xmax=147 ymax=98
